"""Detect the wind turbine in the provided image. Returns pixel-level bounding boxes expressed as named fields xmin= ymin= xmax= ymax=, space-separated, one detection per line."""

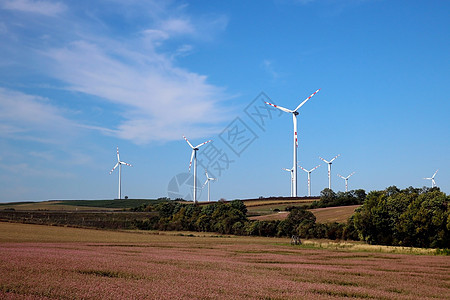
xmin=203 ymin=169 xmax=216 ymax=202
xmin=299 ymin=164 xmax=320 ymax=196
xmin=319 ymin=154 xmax=340 ymax=190
xmin=265 ymin=89 xmax=320 ymax=197
xmin=424 ymin=169 xmax=439 ymax=187
xmin=337 ymin=172 xmax=355 ymax=192
xmin=282 ymin=167 xmax=294 ymax=197
xmin=109 ymin=147 xmax=132 ymax=200
xmin=183 ymin=136 xmax=211 ymax=204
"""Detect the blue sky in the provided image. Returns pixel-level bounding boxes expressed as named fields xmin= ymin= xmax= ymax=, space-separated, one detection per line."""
xmin=0 ymin=0 xmax=449 ymax=202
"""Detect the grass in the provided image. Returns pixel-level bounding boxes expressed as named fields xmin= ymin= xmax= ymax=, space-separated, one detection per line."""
xmin=244 ymin=198 xmax=317 ymax=208
xmin=1 ymin=222 xmax=448 ymax=299
xmin=246 ymin=200 xmax=316 ymax=218
xmin=0 ymin=199 xmax=170 ymax=210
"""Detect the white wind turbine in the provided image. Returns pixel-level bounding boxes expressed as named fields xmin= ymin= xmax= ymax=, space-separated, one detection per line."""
xmin=299 ymin=164 xmax=320 ymax=197
xmin=109 ymin=147 xmax=132 ymax=200
xmin=337 ymin=172 xmax=355 ymax=192
xmin=282 ymin=167 xmax=294 ymax=197
xmin=319 ymin=154 xmax=340 ymax=190
xmin=203 ymin=169 xmax=217 ymax=202
xmin=265 ymin=89 xmax=320 ymax=197
xmin=183 ymin=136 xmax=211 ymax=204
xmin=424 ymin=170 xmax=439 ymax=188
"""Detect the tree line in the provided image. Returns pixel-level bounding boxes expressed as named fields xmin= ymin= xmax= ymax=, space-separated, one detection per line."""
xmin=132 ymin=186 xmax=449 ymax=249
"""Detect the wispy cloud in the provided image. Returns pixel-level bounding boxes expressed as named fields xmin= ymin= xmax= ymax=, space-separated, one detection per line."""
xmin=0 ymin=87 xmax=75 ymax=137
xmin=261 ymin=59 xmax=280 ymax=80
xmin=1 ymin=1 xmax=230 ymax=144
xmin=1 ymin=0 xmax=66 ymax=16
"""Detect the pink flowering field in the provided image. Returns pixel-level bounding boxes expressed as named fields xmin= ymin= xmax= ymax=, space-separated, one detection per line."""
xmin=0 ymin=222 xmax=449 ymax=299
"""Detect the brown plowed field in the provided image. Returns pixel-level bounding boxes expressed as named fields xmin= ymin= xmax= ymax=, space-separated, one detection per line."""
xmin=249 ymin=205 xmax=361 ymax=223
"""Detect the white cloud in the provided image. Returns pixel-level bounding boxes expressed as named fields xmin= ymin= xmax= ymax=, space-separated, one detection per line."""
xmin=40 ymin=28 xmax=229 ymax=144
xmin=0 ymin=87 xmax=86 ymax=144
xmin=261 ymin=59 xmax=280 ymax=79
xmin=159 ymin=18 xmax=195 ymax=36
xmin=1 ymin=0 xmax=66 ymax=16
xmin=0 ymin=87 xmax=72 ymax=128
xmin=1 ymin=2 xmax=230 ymax=145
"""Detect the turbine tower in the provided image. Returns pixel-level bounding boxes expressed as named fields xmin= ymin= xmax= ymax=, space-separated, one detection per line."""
xmin=299 ymin=164 xmax=320 ymax=196
xmin=319 ymin=154 xmax=340 ymax=190
xmin=109 ymin=147 xmax=132 ymax=200
xmin=183 ymin=136 xmax=211 ymax=204
xmin=337 ymin=172 xmax=355 ymax=192
xmin=282 ymin=167 xmax=294 ymax=197
xmin=265 ymin=89 xmax=320 ymax=197
xmin=424 ymin=169 xmax=439 ymax=187
xmin=203 ymin=169 xmax=216 ymax=202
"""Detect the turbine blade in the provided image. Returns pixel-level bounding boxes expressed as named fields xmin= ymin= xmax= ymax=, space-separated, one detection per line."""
xmin=183 ymin=135 xmax=194 ymax=149
xmin=319 ymin=156 xmax=329 ymax=163
xmin=189 ymin=150 xmax=195 ymax=172
xmin=330 ymin=154 xmax=341 ymax=163
xmin=298 ymin=165 xmax=308 ymax=172
xmin=116 ymin=147 xmax=120 ymax=162
xmin=337 ymin=174 xmax=345 ymax=179
xmin=109 ymin=163 xmax=119 ymax=174
xmin=294 ymin=89 xmax=320 ymax=112
xmin=348 ymin=172 xmax=355 ymax=178
xmin=432 ymin=169 xmax=439 ymax=178
xmin=205 ymin=169 xmax=209 ymax=178
xmin=311 ymin=165 xmax=321 ymax=171
xmin=195 ymin=139 xmax=212 ymax=148
xmin=203 ymin=179 xmax=208 ymax=188
xmin=264 ymin=101 xmax=292 ymax=113
xmin=121 ymin=161 xmax=132 ymax=167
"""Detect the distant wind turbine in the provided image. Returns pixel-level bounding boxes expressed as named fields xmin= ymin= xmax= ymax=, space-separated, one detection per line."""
xmin=203 ymin=169 xmax=216 ymax=202
xmin=183 ymin=136 xmax=211 ymax=204
xmin=337 ymin=172 xmax=355 ymax=192
xmin=109 ymin=147 xmax=132 ymax=200
xmin=265 ymin=89 xmax=320 ymax=197
xmin=299 ymin=164 xmax=320 ymax=196
xmin=319 ymin=154 xmax=341 ymax=190
xmin=282 ymin=167 xmax=294 ymax=197
xmin=424 ymin=170 xmax=439 ymax=188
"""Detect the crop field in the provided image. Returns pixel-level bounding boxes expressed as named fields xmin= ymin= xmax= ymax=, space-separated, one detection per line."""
xmin=244 ymin=197 xmax=318 ymax=208
xmin=249 ymin=205 xmax=360 ymax=223
xmin=1 ymin=222 xmax=448 ymax=299
xmin=310 ymin=205 xmax=361 ymax=223
xmin=0 ymin=199 xmax=166 ymax=210
xmin=246 ymin=198 xmax=317 ymax=217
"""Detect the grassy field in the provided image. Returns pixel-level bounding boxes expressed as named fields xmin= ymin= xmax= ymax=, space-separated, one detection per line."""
xmin=0 ymin=222 xmax=448 ymax=299
xmin=249 ymin=205 xmax=360 ymax=223
xmin=0 ymin=199 xmax=168 ymax=210
xmin=246 ymin=198 xmax=317 ymax=217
